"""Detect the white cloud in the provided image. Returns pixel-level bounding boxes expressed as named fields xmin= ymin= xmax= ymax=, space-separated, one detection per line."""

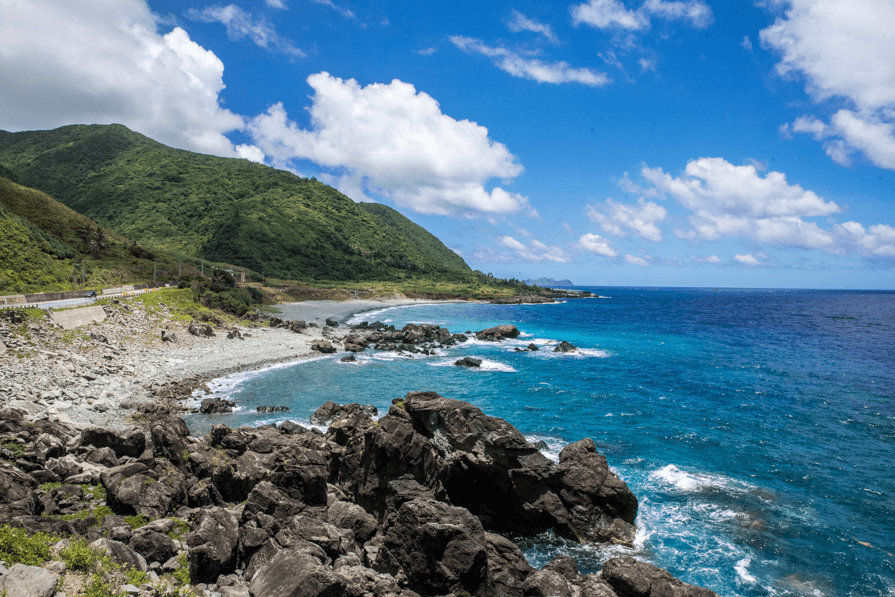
xmin=741 ymin=35 xmax=752 ymax=51
xmin=507 ymin=10 xmax=558 ymax=43
xmin=761 ymin=0 xmax=895 ymax=170
xmin=631 ymin=157 xmax=895 ymax=260
xmin=247 ymin=73 xmax=528 ymax=217
xmin=499 ymin=236 xmax=570 ymax=262
xmin=642 ymin=157 xmax=841 ymax=218
xmin=571 ymin=0 xmax=712 ymax=30
xmin=309 ymin=0 xmax=355 ymax=19
xmin=586 ymin=197 xmax=667 ymax=241
xmin=0 ymin=0 xmax=260 ymax=160
xmin=266 ymin=0 xmax=286 ymax=8
xmin=416 ymin=47 xmax=438 ymax=56
xmin=625 ymin=254 xmax=650 ymax=266
xmin=692 ymin=254 xmax=722 ymax=265
xmin=450 ymin=37 xmax=609 ymax=87
xmin=734 ymin=253 xmax=760 ymax=266
xmin=578 ymin=233 xmax=618 ymax=257
xmin=188 ymin=4 xmax=304 ymax=57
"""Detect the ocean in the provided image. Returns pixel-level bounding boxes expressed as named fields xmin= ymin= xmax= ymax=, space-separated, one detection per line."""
xmin=185 ymin=287 xmax=895 ymax=597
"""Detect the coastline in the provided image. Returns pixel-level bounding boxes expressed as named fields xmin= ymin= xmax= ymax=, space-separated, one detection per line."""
xmin=0 ymin=297 xmax=462 ymax=432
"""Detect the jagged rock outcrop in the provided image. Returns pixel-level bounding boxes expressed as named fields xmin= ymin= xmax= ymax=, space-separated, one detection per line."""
xmin=554 ymin=341 xmax=579 ymax=353
xmin=475 ymin=325 xmax=521 ymax=341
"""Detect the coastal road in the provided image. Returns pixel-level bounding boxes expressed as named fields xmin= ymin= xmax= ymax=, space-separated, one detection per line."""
xmin=25 ymin=288 xmax=154 ymax=310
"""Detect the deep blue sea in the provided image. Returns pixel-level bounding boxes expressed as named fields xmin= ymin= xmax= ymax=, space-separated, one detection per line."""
xmin=185 ymin=288 xmax=895 ymax=597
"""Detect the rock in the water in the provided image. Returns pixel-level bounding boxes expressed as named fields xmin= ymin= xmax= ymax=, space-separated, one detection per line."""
xmin=601 ymin=556 xmax=720 ymax=597
xmin=527 ymin=343 xmax=539 ymax=351
xmin=0 ymin=563 xmax=59 ymax=597
xmin=341 ymin=354 xmax=357 ymax=363
xmin=325 ymin=317 xmax=339 ymax=327
xmin=255 ymin=405 xmax=289 ymax=413
xmin=475 ymin=325 xmax=520 ymax=341
xmin=553 ymin=341 xmax=578 ymax=353
xmin=455 ymin=357 xmax=483 ymax=368
xmin=200 ymin=397 xmax=235 ymax=414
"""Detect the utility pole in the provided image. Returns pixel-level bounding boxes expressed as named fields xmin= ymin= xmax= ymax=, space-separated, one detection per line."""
xmin=73 ymin=261 xmax=79 ymax=288
xmin=82 ymin=262 xmax=86 ymax=285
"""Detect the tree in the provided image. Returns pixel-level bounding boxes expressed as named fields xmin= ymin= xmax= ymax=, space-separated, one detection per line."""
xmin=89 ymin=227 xmax=107 ymax=258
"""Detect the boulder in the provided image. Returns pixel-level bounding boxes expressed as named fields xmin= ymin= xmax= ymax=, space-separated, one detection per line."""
xmin=553 ymin=341 xmax=578 ymax=353
xmin=340 ymin=354 xmax=357 ymax=363
xmin=201 ymin=397 xmax=235 ymax=414
xmin=527 ymin=343 xmax=539 ymax=351
xmin=129 ymin=530 xmax=178 ymax=565
xmin=161 ymin=330 xmax=177 ymax=343
xmin=328 ymin=500 xmax=378 ymax=544
xmin=311 ymin=402 xmax=378 ymax=426
xmin=455 ymin=357 xmax=483 ymax=368
xmin=184 ymin=507 xmax=240 ymax=584
xmin=311 ymin=340 xmax=337 ymax=354
xmin=475 ymin=325 xmax=520 ymax=341
xmin=81 ymin=427 xmax=146 ymax=458
xmin=325 ymin=318 xmax=340 ymax=327
xmin=249 ymin=548 xmax=346 ymax=597
xmin=150 ymin=414 xmax=192 ymax=466
xmin=600 ymin=556 xmax=720 ymax=597
xmin=0 ymin=563 xmax=58 ymax=597
xmin=188 ymin=321 xmax=215 ymax=337
xmin=378 ymin=499 xmax=491 ymax=597
xmin=89 ymin=538 xmax=148 ymax=572
xmin=486 ymin=532 xmax=534 ymax=597
xmin=256 ymin=405 xmax=290 ymax=413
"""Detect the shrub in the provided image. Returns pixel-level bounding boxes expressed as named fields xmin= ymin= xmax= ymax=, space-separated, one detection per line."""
xmin=0 ymin=524 xmax=55 ymax=566
xmin=60 ymin=538 xmax=99 ymax=572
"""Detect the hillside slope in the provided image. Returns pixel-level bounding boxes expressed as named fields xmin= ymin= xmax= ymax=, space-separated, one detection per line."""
xmin=0 ymin=124 xmax=472 ymax=281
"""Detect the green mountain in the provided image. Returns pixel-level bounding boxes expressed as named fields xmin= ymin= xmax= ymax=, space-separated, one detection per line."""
xmin=525 ymin=277 xmax=574 ymax=287
xmin=0 ymin=124 xmax=472 ymax=281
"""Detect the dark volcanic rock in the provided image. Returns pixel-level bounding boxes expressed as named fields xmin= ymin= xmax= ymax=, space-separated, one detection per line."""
xmin=527 ymin=343 xmax=539 ymax=351
xmin=200 ymin=397 xmax=235 ymax=414
xmin=601 ymin=556 xmax=720 ymax=597
xmin=311 ymin=340 xmax=337 ymax=354
xmin=325 ymin=317 xmax=340 ymax=327
xmin=341 ymin=354 xmax=357 ymax=363
xmin=378 ymin=499 xmax=491 ymax=597
xmin=454 ymin=357 xmax=483 ymax=368
xmin=188 ymin=321 xmax=215 ymax=337
xmin=486 ymin=532 xmax=534 ymax=597
xmin=402 ymin=391 xmax=638 ymax=545
xmin=81 ymin=427 xmax=146 ymax=459
xmin=256 ymin=405 xmax=290 ymax=413
xmin=475 ymin=325 xmax=520 ymax=341
xmin=311 ymin=401 xmax=378 ymax=426
xmin=553 ymin=341 xmax=579 ymax=353
xmin=129 ymin=530 xmax=178 ymax=565
xmin=185 ymin=506 xmax=240 ymax=584
xmin=249 ymin=548 xmax=345 ymax=597
xmin=150 ymin=414 xmax=192 ymax=465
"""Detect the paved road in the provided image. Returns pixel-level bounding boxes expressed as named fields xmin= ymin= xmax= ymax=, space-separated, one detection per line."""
xmin=30 ymin=288 xmax=153 ymax=310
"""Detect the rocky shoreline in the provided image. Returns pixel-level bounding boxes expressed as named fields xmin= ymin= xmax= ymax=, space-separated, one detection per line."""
xmin=0 ymin=300 xmax=722 ymax=596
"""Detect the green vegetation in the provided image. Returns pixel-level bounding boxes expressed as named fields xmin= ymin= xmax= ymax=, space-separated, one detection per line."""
xmin=0 ymin=124 xmax=476 ymax=282
xmin=0 ymin=524 xmax=56 ymax=566
xmin=173 ymin=553 xmax=191 ymax=585
xmin=60 ymin=537 xmax=100 ymax=571
xmin=124 ymin=514 xmax=151 ymax=530
xmin=1 ymin=439 xmax=25 ymax=457
xmin=168 ymin=520 xmax=190 ymax=541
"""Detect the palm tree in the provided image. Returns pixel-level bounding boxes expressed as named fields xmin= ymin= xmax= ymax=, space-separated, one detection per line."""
xmin=89 ymin=227 xmax=107 ymax=258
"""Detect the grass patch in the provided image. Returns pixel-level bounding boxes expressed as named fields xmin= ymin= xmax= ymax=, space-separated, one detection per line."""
xmin=60 ymin=538 xmax=100 ymax=572
xmin=173 ymin=553 xmax=191 ymax=586
xmin=1 ymin=440 xmax=26 ymax=457
xmin=124 ymin=514 xmax=151 ymax=530
xmin=0 ymin=524 xmax=57 ymax=566
xmin=168 ymin=520 xmax=190 ymax=541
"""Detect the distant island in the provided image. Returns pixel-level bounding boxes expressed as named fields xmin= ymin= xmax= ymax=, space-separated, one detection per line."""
xmin=525 ymin=277 xmax=574 ymax=287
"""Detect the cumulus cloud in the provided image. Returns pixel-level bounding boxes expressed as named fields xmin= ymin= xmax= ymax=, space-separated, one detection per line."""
xmin=0 ymin=0 xmax=260 ymax=160
xmin=577 ymin=233 xmax=618 ymax=257
xmin=741 ymin=35 xmax=752 ymax=51
xmin=630 ymin=157 xmax=895 ymax=260
xmin=586 ymin=197 xmax=667 ymax=241
xmin=761 ymin=0 xmax=895 ymax=170
xmin=734 ymin=253 xmax=760 ymax=266
xmin=450 ymin=37 xmax=609 ymax=86
xmin=188 ymin=4 xmax=304 ymax=57
xmin=692 ymin=254 xmax=722 ymax=265
xmin=571 ymin=0 xmax=712 ymax=31
xmin=266 ymin=0 xmax=286 ymax=7
xmin=247 ymin=73 xmax=529 ymax=216
xmin=624 ymin=254 xmax=650 ymax=266
xmin=499 ymin=236 xmax=570 ymax=262
xmin=507 ymin=10 xmax=558 ymax=43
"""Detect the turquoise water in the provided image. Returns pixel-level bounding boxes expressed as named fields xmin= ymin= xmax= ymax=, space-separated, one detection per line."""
xmin=185 ymin=288 xmax=895 ymax=597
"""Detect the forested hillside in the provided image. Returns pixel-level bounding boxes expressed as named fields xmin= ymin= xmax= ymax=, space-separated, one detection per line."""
xmin=0 ymin=124 xmax=472 ymax=281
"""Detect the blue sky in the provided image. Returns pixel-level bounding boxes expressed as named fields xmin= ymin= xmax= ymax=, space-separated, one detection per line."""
xmin=1 ymin=0 xmax=894 ymax=288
